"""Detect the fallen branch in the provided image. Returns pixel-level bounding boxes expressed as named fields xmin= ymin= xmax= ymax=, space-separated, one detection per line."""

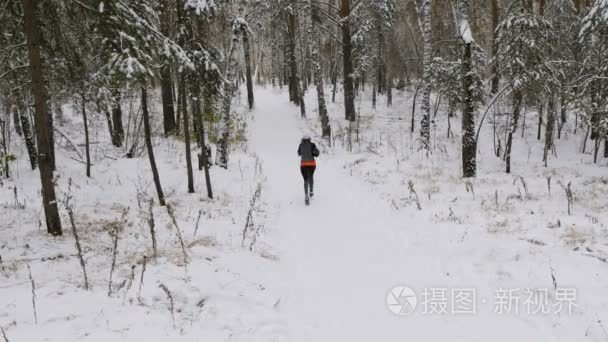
xmin=192 ymin=209 xmax=202 ymax=239
xmin=475 ymin=84 xmax=512 ymax=144
xmin=53 ymin=127 xmax=84 ymax=160
xmin=27 ymin=264 xmax=37 ymax=325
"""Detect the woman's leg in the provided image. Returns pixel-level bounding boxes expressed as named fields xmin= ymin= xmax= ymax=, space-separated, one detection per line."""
xmin=301 ymin=166 xmax=309 ymax=197
xmin=309 ymin=166 xmax=316 ymax=196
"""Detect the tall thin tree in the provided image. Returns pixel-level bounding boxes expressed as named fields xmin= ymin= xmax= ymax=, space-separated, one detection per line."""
xmin=22 ymin=0 xmax=62 ymax=236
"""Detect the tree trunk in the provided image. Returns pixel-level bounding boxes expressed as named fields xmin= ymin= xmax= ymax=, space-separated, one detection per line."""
xmin=11 ymin=99 xmax=22 ymax=136
xmin=505 ymin=90 xmax=523 ymax=174
xmin=372 ymin=84 xmax=377 ymax=109
xmin=104 ymin=109 xmax=114 ymax=141
xmin=310 ymin=1 xmax=330 ymax=142
xmin=175 ymin=79 xmax=181 ymax=135
xmin=111 ymin=89 xmax=124 ymax=147
xmin=217 ymin=27 xmax=241 ymax=169
xmin=22 ymin=0 xmax=62 ymax=236
xmin=81 ymin=95 xmax=91 ymax=178
xmin=537 ymin=101 xmax=544 ymax=140
xmin=141 ymin=87 xmax=166 ymax=206
xmin=420 ymin=0 xmax=432 ymax=150
xmin=340 ymin=0 xmax=356 ymax=122
xmin=242 ymin=29 xmax=255 ymax=110
xmin=462 ymin=41 xmax=476 ymax=178
xmin=490 ymin=0 xmax=500 ymax=94
xmin=179 ymin=78 xmax=194 ymax=194
xmin=159 ymin=0 xmax=176 ymax=136
xmin=332 ymin=63 xmax=338 ymax=103
xmin=287 ymin=12 xmax=300 ymax=105
xmin=543 ymin=95 xmax=555 ymax=166
xmin=387 ymin=77 xmax=393 ymax=107
xmin=0 ymin=108 xmax=8 ymax=178
xmin=160 ymin=67 xmax=177 ymax=136
xmin=48 ymin=98 xmax=56 ymax=171
xmin=283 ymin=34 xmax=289 ymax=87
xmin=16 ymin=100 xmax=37 ymax=169
xmin=558 ymin=90 xmax=567 ymax=139
xmin=376 ymin=28 xmax=386 ymax=95
xmin=193 ymin=85 xmax=213 ymax=199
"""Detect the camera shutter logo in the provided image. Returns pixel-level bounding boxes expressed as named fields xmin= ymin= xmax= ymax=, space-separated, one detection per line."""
xmin=387 ymin=285 xmax=417 ymax=316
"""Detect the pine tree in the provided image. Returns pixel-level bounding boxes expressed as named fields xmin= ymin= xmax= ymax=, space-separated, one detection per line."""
xmin=496 ymin=0 xmax=553 ymax=173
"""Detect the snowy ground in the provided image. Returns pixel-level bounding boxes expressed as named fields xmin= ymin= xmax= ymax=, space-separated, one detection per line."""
xmin=1 ymin=85 xmax=608 ymax=341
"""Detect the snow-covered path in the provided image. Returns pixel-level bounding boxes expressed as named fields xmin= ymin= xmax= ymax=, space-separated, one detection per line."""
xmin=250 ymin=89 xmax=413 ymax=341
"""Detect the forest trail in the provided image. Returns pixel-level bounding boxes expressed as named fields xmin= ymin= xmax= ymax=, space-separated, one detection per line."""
xmin=249 ymin=89 xmax=413 ymax=341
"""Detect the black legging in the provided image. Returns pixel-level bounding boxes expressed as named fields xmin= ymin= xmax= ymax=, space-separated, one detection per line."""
xmin=300 ymin=166 xmax=316 ymax=195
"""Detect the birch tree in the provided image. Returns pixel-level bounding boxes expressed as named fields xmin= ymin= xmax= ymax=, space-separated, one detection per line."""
xmin=419 ymin=0 xmax=432 ymax=151
xmin=217 ymin=18 xmax=245 ymax=169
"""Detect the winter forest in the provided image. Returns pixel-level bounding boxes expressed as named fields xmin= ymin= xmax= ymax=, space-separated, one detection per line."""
xmin=1 ymin=0 xmax=608 ymax=340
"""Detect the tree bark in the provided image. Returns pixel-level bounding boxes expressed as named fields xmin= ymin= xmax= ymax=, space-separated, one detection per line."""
xmin=160 ymin=67 xmax=177 ymax=136
xmin=11 ymin=97 xmax=22 ymax=136
xmin=159 ymin=0 xmax=176 ymax=136
xmin=537 ymin=101 xmax=543 ymax=140
xmin=141 ymin=87 xmax=166 ymax=206
xmin=287 ymin=12 xmax=300 ymax=105
xmin=103 ymin=108 xmax=114 ymax=142
xmin=372 ymin=84 xmax=377 ymax=109
xmin=340 ymin=0 xmax=356 ymax=122
xmin=48 ymin=98 xmax=56 ymax=171
xmin=505 ymin=89 xmax=523 ymax=174
xmin=242 ymin=28 xmax=255 ymax=110
xmin=16 ymin=99 xmax=37 ymax=169
xmin=111 ymin=88 xmax=124 ymax=147
xmin=420 ymin=0 xmax=432 ymax=150
xmin=490 ymin=0 xmax=500 ymax=94
xmin=543 ymin=95 xmax=555 ymax=166
xmin=217 ymin=26 xmax=241 ymax=169
xmin=313 ymin=41 xmax=331 ymax=142
xmin=22 ymin=0 xmax=62 ymax=236
xmin=461 ymin=39 xmax=476 ymax=177
xmin=179 ymin=78 xmax=194 ymax=194
xmin=387 ymin=77 xmax=393 ymax=107
xmin=376 ymin=27 xmax=386 ymax=95
xmin=81 ymin=95 xmax=91 ymax=178
xmin=192 ymin=84 xmax=213 ymax=199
